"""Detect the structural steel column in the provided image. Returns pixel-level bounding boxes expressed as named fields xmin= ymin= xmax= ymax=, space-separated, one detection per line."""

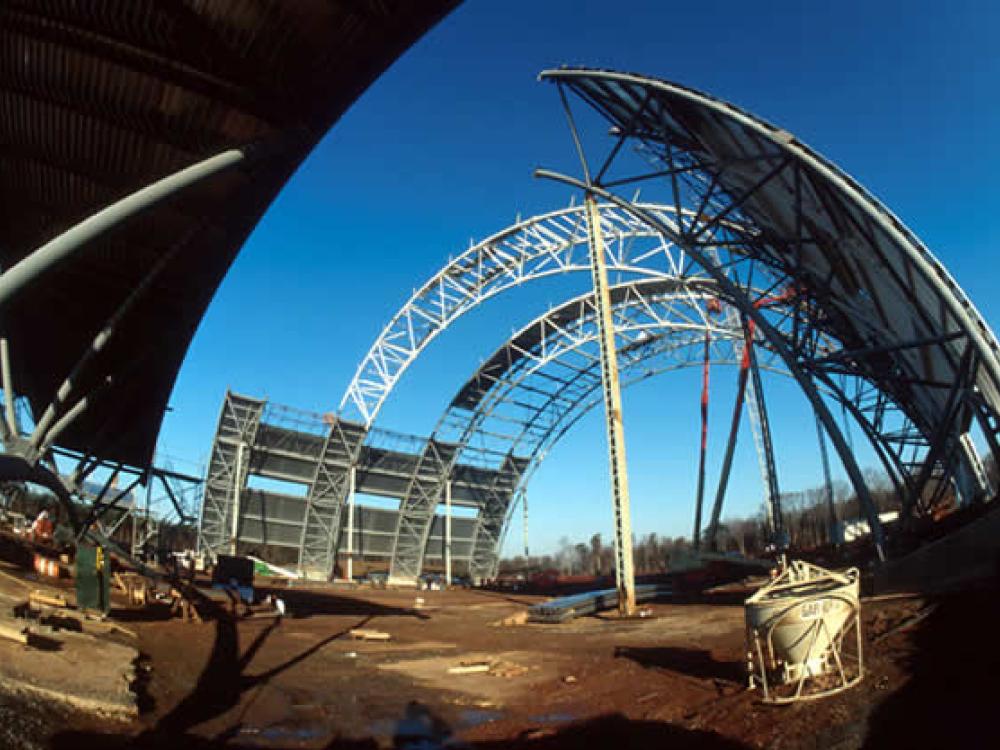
xmin=347 ymin=466 xmax=356 ymax=582
xmin=522 ymin=490 xmax=529 ymax=558
xmin=230 ymin=441 xmax=245 ymax=555
xmin=537 ymin=172 xmax=885 ymax=560
xmin=445 ymin=479 xmax=452 ymax=586
xmin=584 ymin=195 xmax=636 ymax=616
xmin=693 ymin=331 xmax=710 ymax=550
xmin=816 ymin=413 xmax=838 ymax=544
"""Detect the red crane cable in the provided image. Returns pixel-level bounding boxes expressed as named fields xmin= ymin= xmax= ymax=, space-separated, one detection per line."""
xmin=705 ymin=286 xmax=800 ymax=546
xmin=692 ymin=328 xmax=711 ymax=549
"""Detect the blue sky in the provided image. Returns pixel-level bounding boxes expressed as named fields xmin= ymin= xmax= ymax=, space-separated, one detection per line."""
xmin=158 ymin=0 xmax=1000 ymax=555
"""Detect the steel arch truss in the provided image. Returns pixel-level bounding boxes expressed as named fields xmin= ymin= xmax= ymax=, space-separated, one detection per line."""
xmin=388 ymin=278 xmax=790 ymax=580
xmin=535 ymin=69 xmax=1000 ymax=549
xmin=199 ymin=391 xmax=265 ymax=556
xmin=341 ymin=202 xmax=702 ymax=427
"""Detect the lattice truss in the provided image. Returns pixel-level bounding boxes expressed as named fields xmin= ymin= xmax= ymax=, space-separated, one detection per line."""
xmin=200 ymin=393 xmax=264 ymax=556
xmin=346 ymin=189 xmax=967 ymax=578
xmin=201 ymin=70 xmax=1000 ymax=580
xmin=531 ymin=69 xmax=1000 ymax=549
xmin=342 ymin=202 xmax=693 ymax=427
xmin=336 ymin=200 xmax=793 ymax=581
xmin=388 ymin=278 xmax=796 ymax=580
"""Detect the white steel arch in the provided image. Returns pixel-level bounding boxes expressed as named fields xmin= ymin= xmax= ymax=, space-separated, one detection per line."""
xmin=340 ymin=202 xmax=705 ymax=427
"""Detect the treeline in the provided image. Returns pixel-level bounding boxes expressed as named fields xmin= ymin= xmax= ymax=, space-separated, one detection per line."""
xmin=499 ymin=464 xmax=973 ymax=576
xmin=500 ymin=532 xmax=693 ymax=578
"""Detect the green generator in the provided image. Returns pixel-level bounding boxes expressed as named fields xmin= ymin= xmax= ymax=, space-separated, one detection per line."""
xmin=75 ymin=544 xmax=111 ymax=615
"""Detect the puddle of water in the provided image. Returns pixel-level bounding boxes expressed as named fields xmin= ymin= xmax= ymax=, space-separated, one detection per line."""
xmin=457 ymin=708 xmax=504 ymax=728
xmin=368 ymin=704 xmax=474 ymax=748
xmin=368 ymin=717 xmax=396 ymax=737
xmin=240 ymin=723 xmax=327 ymax=742
xmin=528 ymin=712 xmax=576 ymax=725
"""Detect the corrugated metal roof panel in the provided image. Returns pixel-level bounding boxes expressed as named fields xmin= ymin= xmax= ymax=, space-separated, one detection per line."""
xmin=0 ymin=1 xmax=459 ymax=468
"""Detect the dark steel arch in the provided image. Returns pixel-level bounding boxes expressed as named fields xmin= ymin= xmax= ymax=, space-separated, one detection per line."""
xmin=536 ymin=68 xmax=1000 ymax=558
xmin=0 ymin=1 xmax=459 ymax=499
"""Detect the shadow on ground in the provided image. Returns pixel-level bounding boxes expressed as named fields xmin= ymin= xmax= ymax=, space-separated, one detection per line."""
xmin=254 ymin=587 xmax=432 ymax=621
xmin=862 ymin=585 xmax=1000 ymax=749
xmin=614 ymin=645 xmax=743 ymax=683
xmin=132 ymin=611 xmax=368 ymax=742
xmin=48 ymin=589 xmax=433 ymax=748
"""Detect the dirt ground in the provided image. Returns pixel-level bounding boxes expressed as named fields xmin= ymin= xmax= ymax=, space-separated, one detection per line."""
xmin=1 ymin=562 xmax=999 ymax=749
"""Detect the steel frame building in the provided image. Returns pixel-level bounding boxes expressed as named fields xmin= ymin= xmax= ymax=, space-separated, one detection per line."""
xmin=205 ymin=145 xmax=1000 ymax=582
xmin=337 ymin=201 xmax=784 ymax=581
xmin=204 ymin=268 xmax=795 ymax=581
xmin=205 ymin=69 xmax=1000 ymax=582
xmin=3 ymin=16 xmax=996 ymax=589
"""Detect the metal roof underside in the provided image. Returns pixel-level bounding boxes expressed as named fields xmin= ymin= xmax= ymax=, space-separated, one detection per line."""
xmin=544 ymin=68 xmax=1000 ymax=446
xmin=451 ymin=277 xmax=718 ymax=410
xmin=0 ymin=1 xmax=458 ymax=468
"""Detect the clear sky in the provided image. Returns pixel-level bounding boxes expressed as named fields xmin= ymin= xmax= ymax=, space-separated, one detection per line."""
xmin=157 ymin=0 xmax=1000 ymax=556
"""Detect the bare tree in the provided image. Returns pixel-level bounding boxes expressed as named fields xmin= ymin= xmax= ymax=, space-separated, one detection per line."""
xmin=590 ymin=533 xmax=603 ymax=575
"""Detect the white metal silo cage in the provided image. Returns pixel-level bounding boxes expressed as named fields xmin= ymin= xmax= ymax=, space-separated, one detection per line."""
xmin=745 ymin=559 xmax=863 ymax=703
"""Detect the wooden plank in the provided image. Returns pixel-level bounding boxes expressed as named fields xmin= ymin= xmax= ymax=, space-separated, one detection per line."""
xmin=348 ymin=628 xmax=391 ymax=641
xmin=447 ymin=662 xmax=491 ymax=675
xmin=0 ymin=621 xmax=28 ymax=644
xmin=29 ymin=590 xmax=69 ymax=609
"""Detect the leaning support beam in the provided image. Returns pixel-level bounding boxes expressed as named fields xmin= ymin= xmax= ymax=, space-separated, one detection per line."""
xmin=748 ymin=336 xmax=783 ymax=542
xmin=705 ymin=328 xmax=752 ymax=550
xmin=903 ymin=345 xmax=976 ymax=520
xmin=816 ymin=413 xmax=838 ymax=544
xmin=692 ymin=331 xmax=710 ymax=551
xmin=0 ymin=149 xmax=245 ymax=312
xmin=79 ymin=474 xmax=143 ymax=540
xmin=536 ymin=171 xmax=886 ymax=561
xmin=158 ymin=474 xmax=192 ymax=523
xmin=584 ymin=194 xmax=637 ymax=616
xmin=29 ymin=171 xmax=244 ymax=456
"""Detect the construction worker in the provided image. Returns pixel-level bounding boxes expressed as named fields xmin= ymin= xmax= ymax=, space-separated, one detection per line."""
xmin=30 ymin=509 xmax=54 ymax=542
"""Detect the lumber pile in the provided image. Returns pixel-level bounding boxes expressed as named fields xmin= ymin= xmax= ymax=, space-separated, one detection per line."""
xmin=113 ymin=572 xmax=151 ymax=607
xmin=29 ymin=590 xmax=68 ymax=609
xmin=169 ymin=587 xmax=203 ymax=623
xmin=445 ymin=658 xmax=531 ymax=678
xmin=492 ymin=610 xmax=528 ymax=627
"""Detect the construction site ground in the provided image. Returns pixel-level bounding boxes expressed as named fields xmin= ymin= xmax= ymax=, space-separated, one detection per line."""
xmin=1 ymin=563 xmax=998 ymax=749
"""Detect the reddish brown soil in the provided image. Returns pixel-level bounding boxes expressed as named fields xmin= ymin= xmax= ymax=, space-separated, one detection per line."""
xmin=1 ymin=564 xmax=997 ymax=750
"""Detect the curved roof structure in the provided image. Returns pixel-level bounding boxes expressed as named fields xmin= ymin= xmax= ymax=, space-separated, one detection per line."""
xmin=539 ymin=68 xmax=1000 ymax=524
xmin=340 ymin=201 xmax=690 ymax=426
xmin=0 ymin=1 xmax=457 ymax=468
xmin=388 ymin=277 xmax=793 ymax=580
